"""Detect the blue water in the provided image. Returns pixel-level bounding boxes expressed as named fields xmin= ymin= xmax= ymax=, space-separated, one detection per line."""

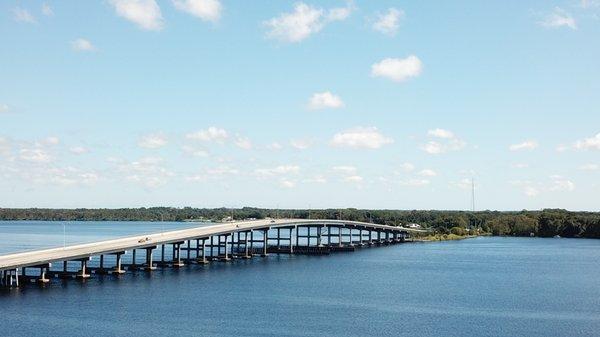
xmin=1 ymin=222 xmax=600 ymax=337
xmin=0 ymin=221 xmax=207 ymax=254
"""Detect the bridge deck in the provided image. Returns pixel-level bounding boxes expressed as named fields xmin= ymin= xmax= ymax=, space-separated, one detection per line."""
xmin=0 ymin=219 xmax=419 ymax=271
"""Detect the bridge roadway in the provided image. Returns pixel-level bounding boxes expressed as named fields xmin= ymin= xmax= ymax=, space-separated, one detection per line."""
xmin=0 ymin=219 xmax=422 ymax=287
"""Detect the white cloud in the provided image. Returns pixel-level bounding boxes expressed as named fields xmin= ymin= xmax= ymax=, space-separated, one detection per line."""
xmin=421 ymin=141 xmax=443 ymax=154
xmin=234 ymin=136 xmax=252 ymax=150
xmin=19 ymin=148 xmax=52 ymax=163
xmin=308 ymin=91 xmax=344 ymax=110
xmin=186 ymin=165 xmax=239 ymax=182
xmin=118 ymin=156 xmax=174 ymax=188
xmin=172 ymin=0 xmax=222 ymax=23
xmin=266 ymin=142 xmax=283 ymax=151
xmin=549 ymin=175 xmax=575 ymax=192
xmin=524 ymin=186 xmax=540 ymax=197
xmin=511 ymin=163 xmax=529 ymax=169
xmin=580 ymin=163 xmax=599 ymax=171
xmin=16 ymin=166 xmax=100 ymax=187
xmin=42 ymin=3 xmax=53 ymax=16
xmin=14 ymin=7 xmax=36 ymax=23
xmin=556 ymin=144 xmax=569 ymax=152
xmin=43 ymin=136 xmax=60 ymax=146
xmin=264 ymin=2 xmax=353 ymax=43
xmin=290 ymin=139 xmax=312 ymax=150
xmin=573 ymin=133 xmax=600 ymax=150
xmin=373 ymin=8 xmax=404 ymax=36
xmin=304 ymin=175 xmax=327 ymax=184
xmin=398 ymin=162 xmax=415 ymax=172
xmin=0 ymin=137 xmax=11 ymax=156
xmin=581 ymin=0 xmax=600 ymax=8
xmin=181 ymin=144 xmax=209 ymax=157
xmin=138 ymin=133 xmax=168 ymax=149
xmin=344 ymin=175 xmax=363 ymax=183
xmin=371 ymin=56 xmax=422 ymax=82
xmin=69 ymin=146 xmax=89 ymax=155
xmin=332 ymin=165 xmax=357 ymax=175
xmin=327 ymin=1 xmax=355 ymax=21
xmin=451 ymin=178 xmax=472 ymax=190
xmin=509 ymin=140 xmax=538 ymax=151
xmin=109 ymin=0 xmax=164 ymax=31
xmin=186 ymin=127 xmax=229 ymax=143
xmin=538 ymin=7 xmax=577 ymax=30
xmin=71 ymin=38 xmax=97 ymax=52
xmin=421 ymin=129 xmax=466 ymax=155
xmin=511 ymin=176 xmax=574 ymax=197
xmin=331 ymin=126 xmax=393 ymax=149
xmin=427 ymin=128 xmax=455 ymax=139
xmin=0 ymin=104 xmax=9 ymax=114
xmin=255 ymin=165 xmax=300 ymax=177
xmin=280 ymin=179 xmax=296 ymax=188
xmin=418 ymin=169 xmax=437 ymax=177
xmin=399 ymin=178 xmax=429 ymax=187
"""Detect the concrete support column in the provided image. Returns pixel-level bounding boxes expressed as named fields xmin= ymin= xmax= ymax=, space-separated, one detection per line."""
xmin=77 ymin=258 xmax=91 ymax=279
xmin=289 ymin=228 xmax=294 ymax=254
xmin=196 ymin=239 xmax=200 ymax=258
xmin=338 ymin=227 xmax=343 ymax=247
xmin=99 ymin=255 xmax=105 ymax=273
xmin=172 ymin=243 xmax=185 ymax=267
xmin=144 ymin=247 xmax=156 ymax=270
xmin=244 ymin=232 xmax=251 ymax=258
xmin=130 ymin=249 xmax=137 ymax=270
xmin=262 ymin=229 xmax=268 ymax=257
xmin=197 ymin=239 xmax=208 ymax=263
xmin=112 ymin=252 xmax=126 ymax=274
xmin=348 ymin=228 xmax=354 ymax=247
xmin=225 ymin=233 xmax=233 ymax=259
xmin=38 ymin=264 xmax=50 ymax=283
xmin=317 ymin=226 xmax=322 ymax=247
xmin=186 ymin=240 xmax=191 ymax=262
xmin=277 ymin=228 xmax=281 ymax=249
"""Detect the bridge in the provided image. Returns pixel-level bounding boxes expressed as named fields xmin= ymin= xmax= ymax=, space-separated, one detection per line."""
xmin=0 ymin=219 xmax=423 ymax=288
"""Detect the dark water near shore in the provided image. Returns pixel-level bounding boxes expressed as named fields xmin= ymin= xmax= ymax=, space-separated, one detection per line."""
xmin=1 ymin=221 xmax=600 ymax=337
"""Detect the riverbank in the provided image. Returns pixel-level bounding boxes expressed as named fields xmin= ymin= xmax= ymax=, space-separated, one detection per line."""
xmin=413 ymin=234 xmax=480 ymax=242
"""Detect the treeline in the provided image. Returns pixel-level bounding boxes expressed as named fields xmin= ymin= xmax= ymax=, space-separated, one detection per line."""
xmin=1 ymin=207 xmax=599 ymax=239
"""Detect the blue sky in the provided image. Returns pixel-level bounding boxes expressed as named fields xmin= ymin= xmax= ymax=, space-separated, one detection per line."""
xmin=1 ymin=0 xmax=599 ymax=210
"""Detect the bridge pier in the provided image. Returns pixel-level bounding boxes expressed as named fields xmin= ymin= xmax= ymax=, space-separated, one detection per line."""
xmin=196 ymin=239 xmax=208 ymax=264
xmin=172 ymin=242 xmax=185 ymax=267
xmin=76 ymin=258 xmax=91 ymax=279
xmin=129 ymin=249 xmax=139 ymax=271
xmin=112 ymin=251 xmax=126 ymax=274
xmin=261 ymin=229 xmax=268 ymax=257
xmin=36 ymin=264 xmax=51 ymax=283
xmin=96 ymin=254 xmax=108 ymax=274
xmin=144 ymin=247 xmax=156 ymax=270
xmin=1 ymin=269 xmax=19 ymax=288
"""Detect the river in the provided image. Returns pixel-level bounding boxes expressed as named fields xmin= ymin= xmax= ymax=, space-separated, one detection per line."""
xmin=1 ymin=221 xmax=599 ymax=337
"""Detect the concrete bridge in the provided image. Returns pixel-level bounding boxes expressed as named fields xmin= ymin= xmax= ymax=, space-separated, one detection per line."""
xmin=0 ymin=219 xmax=423 ymax=288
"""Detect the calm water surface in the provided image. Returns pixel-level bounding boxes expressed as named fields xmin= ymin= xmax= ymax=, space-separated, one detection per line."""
xmin=1 ymin=221 xmax=599 ymax=337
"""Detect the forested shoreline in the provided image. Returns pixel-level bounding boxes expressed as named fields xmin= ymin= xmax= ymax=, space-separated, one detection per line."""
xmin=1 ymin=207 xmax=599 ymax=239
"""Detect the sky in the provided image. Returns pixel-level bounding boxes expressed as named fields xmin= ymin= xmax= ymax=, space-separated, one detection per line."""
xmin=1 ymin=0 xmax=599 ymax=210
